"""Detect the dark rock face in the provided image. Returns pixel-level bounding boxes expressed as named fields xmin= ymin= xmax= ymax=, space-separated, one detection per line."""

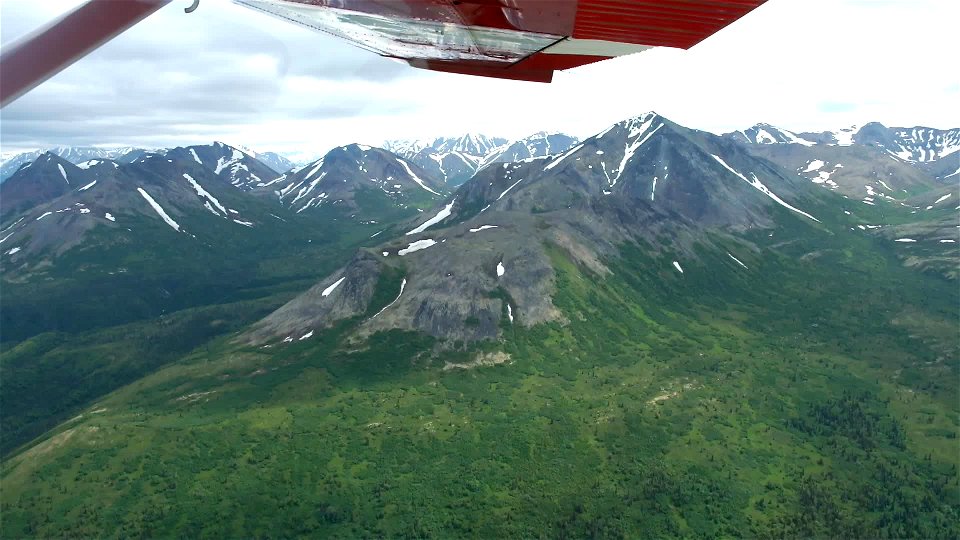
xmin=853 ymin=122 xmax=898 ymax=148
xmin=245 ymin=251 xmax=384 ymax=343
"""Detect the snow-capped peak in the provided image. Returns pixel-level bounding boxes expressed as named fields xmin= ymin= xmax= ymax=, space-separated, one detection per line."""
xmin=731 ymin=123 xmax=817 ymax=146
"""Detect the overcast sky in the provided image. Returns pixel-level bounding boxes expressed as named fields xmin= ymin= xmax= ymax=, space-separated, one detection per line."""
xmin=1 ymin=0 xmax=957 ymax=158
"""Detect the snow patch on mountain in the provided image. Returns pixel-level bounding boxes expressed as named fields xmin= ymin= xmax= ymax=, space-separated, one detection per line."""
xmin=887 ymin=127 xmax=960 ymax=162
xmin=321 ymin=277 xmax=346 ymax=297
xmin=832 ymin=126 xmax=859 ymax=146
xmin=803 ymin=160 xmax=825 ymax=172
xmin=396 ymin=158 xmax=439 ymax=195
xmin=137 ymin=187 xmax=181 ymax=231
xmin=399 ymin=239 xmax=437 ymax=255
xmin=495 ymin=177 xmax=525 ymax=202
xmin=407 ymin=201 xmax=454 ymax=235
xmin=610 ymin=118 xmax=663 ymax=186
xmin=544 ymin=144 xmax=582 ymax=171
xmin=371 ymin=278 xmax=407 ymax=318
xmin=727 ymin=253 xmax=748 ymax=269
xmin=183 ymin=173 xmax=228 ymax=216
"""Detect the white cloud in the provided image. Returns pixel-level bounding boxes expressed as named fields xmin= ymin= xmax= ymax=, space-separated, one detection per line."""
xmin=0 ymin=0 xmax=956 ymax=158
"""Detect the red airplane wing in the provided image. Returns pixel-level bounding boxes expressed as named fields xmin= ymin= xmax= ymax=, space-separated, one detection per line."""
xmin=233 ymin=0 xmax=769 ymax=82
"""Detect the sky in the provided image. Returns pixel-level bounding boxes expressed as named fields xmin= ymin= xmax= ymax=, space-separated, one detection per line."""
xmin=1 ymin=0 xmax=957 ymax=159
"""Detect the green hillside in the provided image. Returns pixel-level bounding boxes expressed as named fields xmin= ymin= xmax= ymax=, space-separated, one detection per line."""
xmin=0 ymin=204 xmax=412 ymax=456
xmin=3 ymin=217 xmax=956 ymax=538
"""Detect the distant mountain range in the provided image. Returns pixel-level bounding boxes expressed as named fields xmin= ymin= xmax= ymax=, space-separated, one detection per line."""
xmin=1 ymin=132 xmax=588 ymax=274
xmin=4 ymin=119 xmax=956 ymax=288
xmin=380 ymin=132 xmax=586 ymax=187
xmin=478 ymin=131 xmax=580 ymax=170
xmin=383 ymin=134 xmax=509 ymax=187
xmin=0 ymin=131 xmax=572 ymax=187
xmin=0 ymin=141 xmax=434 ymax=273
xmin=0 ymin=146 xmax=147 ymax=181
xmin=0 ymin=144 xmax=295 ymax=183
xmin=725 ymin=122 xmax=960 ymax=179
xmin=10 ymin=120 xmax=954 ymax=185
xmin=725 ymin=122 xmax=960 ymax=160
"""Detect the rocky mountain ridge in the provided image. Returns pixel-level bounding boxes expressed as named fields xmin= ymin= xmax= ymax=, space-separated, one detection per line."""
xmin=384 ymin=132 xmax=585 ymax=187
xmin=0 ymin=146 xmax=149 ymax=182
xmin=477 ymin=132 xmax=580 ymax=171
xmin=726 ymin=122 xmax=960 ymax=180
xmin=246 ymin=112 xmax=852 ymax=345
xmin=254 ymin=144 xmax=446 ymax=221
xmin=0 ymin=143 xmax=298 ymax=184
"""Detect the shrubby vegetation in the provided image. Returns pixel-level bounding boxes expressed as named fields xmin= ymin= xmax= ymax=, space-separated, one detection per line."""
xmin=0 ymin=207 xmax=403 ymax=455
xmin=1 ymin=211 xmax=957 ymax=537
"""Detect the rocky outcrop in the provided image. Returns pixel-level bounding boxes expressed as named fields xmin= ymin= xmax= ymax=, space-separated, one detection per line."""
xmin=244 ymin=250 xmax=384 ymax=343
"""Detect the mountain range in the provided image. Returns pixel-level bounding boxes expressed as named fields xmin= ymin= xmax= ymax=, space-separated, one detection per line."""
xmin=726 ymin=122 xmax=960 ymax=179
xmin=725 ymin=122 xmax=960 ymax=159
xmin=0 ymin=130 xmax=593 ymax=280
xmin=0 ymin=146 xmax=146 ymax=181
xmin=0 ymin=144 xmax=297 ymax=184
xmin=247 ymin=113 xmax=959 ymax=346
xmin=383 ymin=134 xmax=509 ymax=187
xmin=1 ymin=113 xmax=957 ymax=538
xmin=262 ymin=144 xmax=446 ymax=220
